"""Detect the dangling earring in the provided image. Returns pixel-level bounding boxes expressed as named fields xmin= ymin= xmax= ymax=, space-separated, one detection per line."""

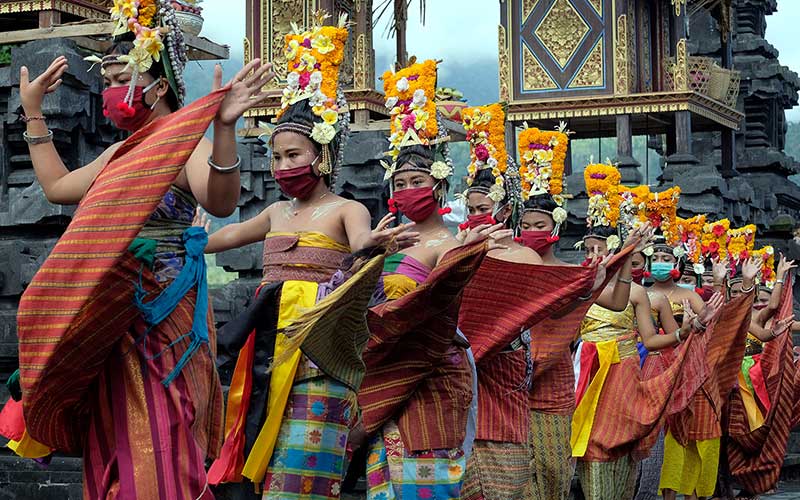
xmin=318 ymin=146 xmax=332 ymax=175
xmin=150 ymin=94 xmax=161 ymax=110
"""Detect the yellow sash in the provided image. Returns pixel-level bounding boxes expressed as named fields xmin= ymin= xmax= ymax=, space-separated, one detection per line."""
xmin=571 ymin=339 xmax=620 ymax=457
xmin=241 ymin=279 xmax=318 ymax=483
xmin=737 ymin=370 xmax=765 ymax=431
xmin=7 ymin=430 xmax=50 ymax=458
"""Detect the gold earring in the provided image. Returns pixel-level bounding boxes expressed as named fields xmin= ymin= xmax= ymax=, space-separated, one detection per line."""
xmin=318 ymin=146 xmax=332 ymax=175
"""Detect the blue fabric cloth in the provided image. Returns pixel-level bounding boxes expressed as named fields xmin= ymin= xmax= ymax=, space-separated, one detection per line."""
xmin=457 ymin=328 xmax=479 ymax=461
xmin=637 ymin=342 xmax=649 ymax=368
xmin=133 ymin=226 xmax=209 ymax=386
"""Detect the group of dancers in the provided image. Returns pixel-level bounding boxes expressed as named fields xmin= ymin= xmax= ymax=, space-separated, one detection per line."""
xmin=0 ymin=2 xmax=798 ymax=499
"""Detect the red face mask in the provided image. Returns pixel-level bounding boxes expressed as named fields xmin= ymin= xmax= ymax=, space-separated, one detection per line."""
xmin=460 ymin=213 xmax=495 ymax=231
xmin=392 ymin=187 xmax=438 ymax=223
xmin=631 ymin=268 xmax=647 ymax=285
xmin=274 ymin=164 xmax=320 ymax=199
xmin=696 ymin=285 xmax=715 ymax=302
xmin=516 ymin=230 xmax=555 ymax=254
xmin=102 ymin=80 xmax=159 ymax=132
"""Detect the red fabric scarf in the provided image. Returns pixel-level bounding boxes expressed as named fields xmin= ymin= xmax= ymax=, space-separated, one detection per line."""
xmin=17 ymin=89 xmax=228 ymax=452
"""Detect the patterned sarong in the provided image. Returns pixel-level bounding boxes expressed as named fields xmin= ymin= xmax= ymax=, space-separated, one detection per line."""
xmin=461 ymin=440 xmax=528 ymax=500
xmin=525 ymin=411 xmax=574 ymax=500
xmin=577 ymin=455 xmax=637 ymax=500
xmin=263 ymin=373 xmax=355 ymax=499
xmin=366 ymin=420 xmax=465 ymax=500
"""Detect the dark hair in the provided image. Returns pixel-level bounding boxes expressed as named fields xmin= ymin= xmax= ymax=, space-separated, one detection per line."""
xmin=523 ymin=194 xmax=558 ymax=219
xmin=584 ymin=225 xmax=617 ymax=240
xmin=395 ymin=145 xmax=450 ymax=195
xmin=107 ymin=37 xmax=179 ymax=112
xmin=396 ymin=145 xmax=434 ymax=172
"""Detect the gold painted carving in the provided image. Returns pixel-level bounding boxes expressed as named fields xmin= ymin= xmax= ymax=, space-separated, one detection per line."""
xmin=243 ymin=37 xmax=252 ymax=66
xmin=353 ymin=33 xmax=368 ymax=89
xmin=675 ymin=38 xmax=688 ymax=91
xmin=498 ymin=24 xmax=511 ymax=102
xmin=262 ymin=0 xmax=306 ymax=85
xmin=588 ymin=0 xmax=602 ymax=16
xmin=570 ymin=38 xmax=603 ymax=88
xmin=0 ymin=0 xmax=110 ymax=18
xmin=522 ymin=0 xmax=540 ymax=22
xmin=614 ymin=15 xmax=628 ymax=94
xmin=671 ymin=0 xmax=686 ymax=16
xmin=522 ymin=43 xmax=557 ymax=91
xmin=535 ymin=0 xmax=589 ymax=69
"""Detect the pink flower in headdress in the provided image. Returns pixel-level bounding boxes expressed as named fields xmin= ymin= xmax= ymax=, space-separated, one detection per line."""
xmin=302 ymin=38 xmax=312 ymax=48
xmin=590 ymin=173 xmax=607 ymax=179
xmin=401 ymin=113 xmax=416 ymax=131
xmin=475 ymin=144 xmax=490 ymax=162
xmin=298 ymin=71 xmax=311 ymax=89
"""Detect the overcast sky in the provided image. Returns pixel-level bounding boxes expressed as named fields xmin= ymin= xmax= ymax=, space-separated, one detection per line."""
xmin=199 ymin=0 xmax=800 ymax=120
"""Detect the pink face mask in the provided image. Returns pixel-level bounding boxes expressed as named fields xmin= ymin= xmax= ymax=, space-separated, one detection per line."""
xmin=102 ymin=80 xmax=160 ymax=132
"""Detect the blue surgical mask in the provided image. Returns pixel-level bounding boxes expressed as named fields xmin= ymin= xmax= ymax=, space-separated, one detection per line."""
xmin=677 ymin=283 xmax=695 ymax=290
xmin=650 ymin=262 xmax=676 ymax=282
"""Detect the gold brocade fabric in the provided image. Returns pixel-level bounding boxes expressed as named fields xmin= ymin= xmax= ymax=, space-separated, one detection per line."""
xmin=580 ymin=303 xmax=637 ymax=359
xmin=744 ymin=333 xmax=764 ymax=356
xmin=383 ymin=274 xmax=419 ymax=300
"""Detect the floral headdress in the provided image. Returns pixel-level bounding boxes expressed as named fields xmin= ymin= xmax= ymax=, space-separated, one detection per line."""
xmin=271 ymin=12 xmax=351 ymax=182
xmin=88 ymin=0 xmax=188 ymax=110
xmin=752 ymin=245 xmax=776 ymax=288
xmin=676 ymin=215 xmax=707 ymax=275
xmin=701 ymin=218 xmax=730 ymax=261
xmin=462 ymin=103 xmax=508 ymax=202
xmin=727 ymin=225 xmax=757 ymax=265
xmin=645 ymin=186 xmax=681 ymax=246
xmin=382 ymin=58 xmax=454 ymax=212
xmin=519 ymin=122 xmax=571 ymax=239
xmin=518 ymin=122 xmax=569 ymax=202
xmin=582 ymin=162 xmax=622 ymax=251
xmin=383 ymin=59 xmax=444 ymax=160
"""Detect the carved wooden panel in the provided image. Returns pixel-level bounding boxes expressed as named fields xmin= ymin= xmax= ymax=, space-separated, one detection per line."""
xmin=502 ymin=0 xmax=614 ymax=101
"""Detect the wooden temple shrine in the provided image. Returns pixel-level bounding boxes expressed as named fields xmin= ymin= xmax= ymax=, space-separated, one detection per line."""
xmin=499 ymin=0 xmax=742 ymax=184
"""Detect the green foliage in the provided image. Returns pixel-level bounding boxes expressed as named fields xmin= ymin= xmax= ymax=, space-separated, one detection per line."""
xmin=205 ymin=254 xmax=238 ymax=289
xmin=0 ymin=46 xmax=12 ymax=66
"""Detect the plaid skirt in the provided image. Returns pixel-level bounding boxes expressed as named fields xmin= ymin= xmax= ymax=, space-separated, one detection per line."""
xmin=263 ymin=374 xmax=355 ymax=499
xmin=366 ymin=420 xmax=466 ymax=500
xmin=461 ymin=440 xmax=528 ymax=500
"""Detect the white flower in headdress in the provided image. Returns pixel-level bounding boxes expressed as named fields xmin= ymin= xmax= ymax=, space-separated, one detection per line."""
xmin=488 ymin=184 xmax=506 ymax=203
xmin=412 ymin=89 xmax=427 ymax=107
xmin=673 ymin=246 xmax=686 ymax=259
xmin=310 ymin=122 xmax=336 ymax=144
xmin=396 ymin=77 xmax=409 ymax=92
xmin=309 ymin=89 xmax=326 ymax=107
xmin=380 ymin=160 xmax=395 ymax=181
xmin=552 ymin=194 xmax=565 ymax=206
xmin=693 ymin=263 xmax=706 ymax=275
xmin=385 ymin=96 xmax=398 ymax=109
xmin=286 ymin=71 xmax=300 ymax=90
xmin=486 ymin=157 xmax=498 ymax=170
xmin=642 ymin=245 xmax=655 ymax=257
xmin=430 ymin=161 xmax=452 ymax=180
xmin=309 ymin=71 xmax=323 ymax=87
xmin=552 ymin=207 xmax=568 ymax=224
xmin=606 ymin=235 xmax=621 ymax=251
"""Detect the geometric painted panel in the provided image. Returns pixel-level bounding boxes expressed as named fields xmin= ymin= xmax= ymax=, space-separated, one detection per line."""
xmin=534 ymin=0 xmax=590 ymax=69
xmin=515 ymin=0 xmax=612 ymax=97
xmin=569 ymin=37 xmax=604 ymax=88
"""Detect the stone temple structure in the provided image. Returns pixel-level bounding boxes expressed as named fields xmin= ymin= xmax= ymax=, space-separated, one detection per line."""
xmin=1 ymin=0 xmax=800 ymax=497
